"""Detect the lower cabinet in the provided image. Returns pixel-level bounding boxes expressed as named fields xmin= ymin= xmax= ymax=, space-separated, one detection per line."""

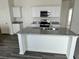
xmin=12 ymin=24 xmax=20 ymax=34
xmin=0 ymin=22 xmax=10 ymax=34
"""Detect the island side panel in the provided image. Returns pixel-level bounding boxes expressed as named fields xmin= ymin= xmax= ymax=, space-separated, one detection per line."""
xmin=66 ymin=36 xmax=78 ymax=59
xmin=27 ymin=34 xmax=69 ymax=54
xmin=17 ymin=34 xmax=28 ymax=54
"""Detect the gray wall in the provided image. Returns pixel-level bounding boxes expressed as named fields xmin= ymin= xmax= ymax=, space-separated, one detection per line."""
xmin=71 ymin=0 xmax=79 ymax=34
xmin=60 ymin=0 xmax=70 ymax=28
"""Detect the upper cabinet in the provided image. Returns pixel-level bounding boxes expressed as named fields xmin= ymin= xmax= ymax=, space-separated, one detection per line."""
xmin=13 ymin=6 xmax=22 ymax=17
xmin=32 ymin=6 xmax=61 ymax=17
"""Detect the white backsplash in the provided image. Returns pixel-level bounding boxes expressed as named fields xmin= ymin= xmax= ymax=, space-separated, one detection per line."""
xmin=31 ymin=17 xmax=60 ymax=28
xmin=33 ymin=17 xmax=60 ymax=23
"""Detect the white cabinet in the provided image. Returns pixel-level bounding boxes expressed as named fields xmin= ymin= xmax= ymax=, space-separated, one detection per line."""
xmin=13 ymin=7 xmax=22 ymax=17
xmin=32 ymin=6 xmax=61 ymax=17
xmin=32 ymin=7 xmax=40 ymax=17
xmin=12 ymin=24 xmax=20 ymax=34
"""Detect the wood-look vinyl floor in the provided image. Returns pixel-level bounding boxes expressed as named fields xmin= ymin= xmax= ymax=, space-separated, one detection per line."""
xmin=0 ymin=34 xmax=67 ymax=59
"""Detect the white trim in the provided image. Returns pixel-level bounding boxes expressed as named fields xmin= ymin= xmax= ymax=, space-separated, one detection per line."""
xmin=66 ymin=36 xmax=78 ymax=59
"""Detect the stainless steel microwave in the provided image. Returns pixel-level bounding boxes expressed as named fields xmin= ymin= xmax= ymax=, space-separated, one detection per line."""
xmin=40 ymin=11 xmax=48 ymax=17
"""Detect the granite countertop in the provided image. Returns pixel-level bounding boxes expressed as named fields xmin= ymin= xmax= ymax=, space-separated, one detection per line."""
xmin=18 ymin=27 xmax=78 ymax=36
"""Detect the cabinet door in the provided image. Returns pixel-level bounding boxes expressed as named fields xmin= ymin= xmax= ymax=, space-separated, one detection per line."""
xmin=32 ymin=7 xmax=40 ymax=17
xmin=1 ymin=22 xmax=9 ymax=34
xmin=13 ymin=7 xmax=21 ymax=17
xmin=12 ymin=24 xmax=20 ymax=34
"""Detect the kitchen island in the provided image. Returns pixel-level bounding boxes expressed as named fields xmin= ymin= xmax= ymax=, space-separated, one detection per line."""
xmin=17 ymin=27 xmax=78 ymax=59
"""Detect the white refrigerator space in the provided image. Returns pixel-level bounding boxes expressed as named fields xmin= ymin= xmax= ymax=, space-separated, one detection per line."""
xmin=27 ymin=34 xmax=69 ymax=54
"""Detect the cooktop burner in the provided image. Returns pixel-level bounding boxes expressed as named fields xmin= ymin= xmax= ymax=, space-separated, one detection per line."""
xmin=40 ymin=27 xmax=56 ymax=31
